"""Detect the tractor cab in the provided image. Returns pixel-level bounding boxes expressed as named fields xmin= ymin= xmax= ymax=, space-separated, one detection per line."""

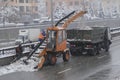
xmin=46 ymin=26 xmax=67 ymax=52
xmin=36 ymin=11 xmax=86 ymax=69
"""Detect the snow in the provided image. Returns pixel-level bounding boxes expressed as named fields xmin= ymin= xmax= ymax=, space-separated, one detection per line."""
xmin=54 ymin=2 xmax=74 ymax=19
xmin=0 ymin=43 xmax=44 ymax=76
xmin=0 ymin=22 xmax=16 ymax=27
xmin=16 ymin=23 xmax=24 ymax=26
xmin=0 ymin=54 xmax=41 ymax=76
xmin=0 ymin=53 xmax=15 ymax=58
xmin=67 ymin=39 xmax=91 ymax=42
xmin=37 ymin=0 xmax=46 ymax=17
xmin=77 ymin=26 xmax=93 ymax=30
xmin=0 ymin=3 xmax=20 ymax=23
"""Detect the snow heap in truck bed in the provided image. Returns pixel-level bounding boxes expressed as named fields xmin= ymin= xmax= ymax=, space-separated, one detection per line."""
xmin=0 ymin=54 xmax=41 ymax=76
xmin=76 ymin=26 xmax=93 ymax=30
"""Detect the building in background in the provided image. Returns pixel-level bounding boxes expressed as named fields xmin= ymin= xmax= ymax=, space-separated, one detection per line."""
xmin=45 ymin=0 xmax=120 ymax=19
xmin=15 ymin=0 xmax=38 ymax=18
xmin=0 ymin=0 xmax=39 ymax=23
xmin=0 ymin=0 xmax=120 ymax=23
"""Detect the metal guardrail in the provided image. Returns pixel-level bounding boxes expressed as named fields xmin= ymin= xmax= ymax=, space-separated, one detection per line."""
xmin=0 ymin=42 xmax=39 ymax=58
xmin=110 ymin=27 xmax=120 ymax=34
xmin=110 ymin=27 xmax=120 ymax=38
xmin=0 ymin=28 xmax=120 ymax=59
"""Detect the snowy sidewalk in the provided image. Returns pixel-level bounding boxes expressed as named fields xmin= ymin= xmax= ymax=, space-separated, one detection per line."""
xmin=0 ymin=55 xmax=41 ymax=76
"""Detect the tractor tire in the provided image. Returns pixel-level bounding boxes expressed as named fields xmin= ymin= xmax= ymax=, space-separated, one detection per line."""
xmin=48 ymin=54 xmax=57 ymax=65
xmin=50 ymin=55 xmax=57 ymax=65
xmin=63 ymin=51 xmax=70 ymax=62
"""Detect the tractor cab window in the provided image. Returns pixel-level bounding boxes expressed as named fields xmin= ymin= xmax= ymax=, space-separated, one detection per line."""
xmin=48 ymin=30 xmax=56 ymax=43
xmin=58 ymin=30 xmax=66 ymax=44
xmin=47 ymin=30 xmax=57 ymax=49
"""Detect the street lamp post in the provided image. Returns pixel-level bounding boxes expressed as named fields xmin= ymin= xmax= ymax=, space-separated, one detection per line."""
xmin=50 ymin=0 xmax=54 ymax=26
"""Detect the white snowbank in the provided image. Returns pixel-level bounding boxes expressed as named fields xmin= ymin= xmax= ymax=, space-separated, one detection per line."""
xmin=0 ymin=55 xmax=41 ymax=76
xmin=76 ymin=26 xmax=93 ymax=30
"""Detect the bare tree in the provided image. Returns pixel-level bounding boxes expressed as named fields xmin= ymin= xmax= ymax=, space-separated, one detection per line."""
xmin=0 ymin=0 xmax=20 ymax=23
xmin=37 ymin=0 xmax=46 ymax=18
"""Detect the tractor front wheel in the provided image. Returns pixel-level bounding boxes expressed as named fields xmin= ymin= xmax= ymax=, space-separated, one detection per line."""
xmin=50 ymin=55 xmax=57 ymax=65
xmin=48 ymin=54 xmax=57 ymax=65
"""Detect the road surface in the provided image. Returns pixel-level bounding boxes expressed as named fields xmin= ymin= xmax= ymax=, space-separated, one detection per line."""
xmin=0 ymin=37 xmax=120 ymax=80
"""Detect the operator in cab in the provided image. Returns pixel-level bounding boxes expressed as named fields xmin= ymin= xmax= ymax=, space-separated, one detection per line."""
xmin=38 ymin=29 xmax=46 ymax=42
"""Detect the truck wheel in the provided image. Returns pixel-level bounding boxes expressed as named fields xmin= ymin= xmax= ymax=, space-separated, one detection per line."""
xmin=105 ymin=45 xmax=109 ymax=52
xmin=88 ymin=48 xmax=97 ymax=56
xmin=63 ymin=51 xmax=70 ymax=62
xmin=105 ymin=42 xmax=110 ymax=52
xmin=70 ymin=48 xmax=80 ymax=56
xmin=96 ymin=45 xmax=100 ymax=54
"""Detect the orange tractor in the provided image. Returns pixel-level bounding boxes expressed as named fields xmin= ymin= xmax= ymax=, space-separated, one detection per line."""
xmin=35 ymin=11 xmax=87 ymax=69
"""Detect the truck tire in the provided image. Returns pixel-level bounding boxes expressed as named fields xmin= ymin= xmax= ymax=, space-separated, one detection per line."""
xmin=105 ymin=41 xmax=110 ymax=52
xmin=88 ymin=48 xmax=97 ymax=56
xmin=96 ymin=44 xmax=101 ymax=54
xmin=105 ymin=45 xmax=109 ymax=52
xmin=63 ymin=51 xmax=70 ymax=62
xmin=70 ymin=47 xmax=82 ymax=56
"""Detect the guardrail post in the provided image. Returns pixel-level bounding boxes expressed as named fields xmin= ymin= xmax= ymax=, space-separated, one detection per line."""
xmin=2 ymin=49 xmax=4 ymax=55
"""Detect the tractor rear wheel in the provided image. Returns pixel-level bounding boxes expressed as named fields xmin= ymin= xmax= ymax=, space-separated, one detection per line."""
xmin=63 ymin=51 xmax=70 ymax=62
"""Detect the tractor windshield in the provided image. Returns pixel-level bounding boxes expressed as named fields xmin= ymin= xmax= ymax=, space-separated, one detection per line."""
xmin=47 ymin=30 xmax=57 ymax=49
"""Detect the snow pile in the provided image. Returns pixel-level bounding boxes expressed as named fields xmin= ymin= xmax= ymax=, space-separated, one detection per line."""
xmin=0 ymin=55 xmax=41 ymax=76
xmin=77 ymin=26 xmax=93 ymax=30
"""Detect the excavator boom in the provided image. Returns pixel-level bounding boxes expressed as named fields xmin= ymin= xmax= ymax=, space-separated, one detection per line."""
xmin=55 ymin=11 xmax=75 ymax=26
xmin=62 ymin=11 xmax=87 ymax=28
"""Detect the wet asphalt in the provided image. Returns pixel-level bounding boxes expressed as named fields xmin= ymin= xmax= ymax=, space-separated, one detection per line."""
xmin=0 ymin=37 xmax=120 ymax=80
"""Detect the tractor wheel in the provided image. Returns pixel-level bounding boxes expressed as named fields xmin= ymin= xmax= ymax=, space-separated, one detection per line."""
xmin=48 ymin=54 xmax=57 ymax=65
xmin=50 ymin=55 xmax=57 ymax=65
xmin=63 ymin=51 xmax=70 ymax=62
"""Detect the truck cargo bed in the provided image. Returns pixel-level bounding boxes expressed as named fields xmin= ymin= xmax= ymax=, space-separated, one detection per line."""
xmin=67 ymin=26 xmax=108 ymax=43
